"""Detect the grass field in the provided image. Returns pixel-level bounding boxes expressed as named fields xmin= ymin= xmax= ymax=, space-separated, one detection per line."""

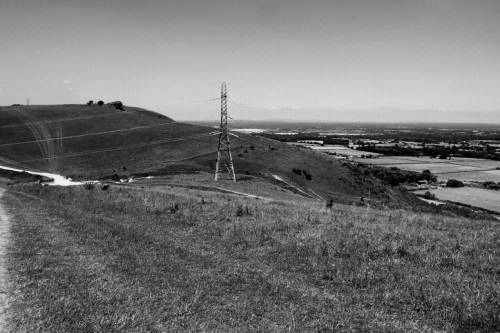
xmin=415 ymin=187 xmax=500 ymax=213
xmin=359 ymin=156 xmax=500 ymax=182
xmin=123 ymin=172 xmax=308 ymax=202
xmin=2 ymin=183 xmax=499 ymax=332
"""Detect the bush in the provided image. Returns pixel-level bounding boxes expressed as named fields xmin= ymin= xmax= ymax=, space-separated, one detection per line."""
xmin=236 ymin=205 xmax=251 ymax=217
xmin=483 ymin=181 xmax=495 ymax=188
xmin=111 ymin=174 xmax=121 ymax=181
xmin=109 ymin=101 xmax=125 ymax=111
xmin=421 ymin=170 xmax=437 ymax=182
xmin=423 ymin=191 xmax=435 ymax=200
xmin=292 ymin=168 xmax=302 ymax=176
xmin=486 ymin=183 xmax=500 ymax=190
xmin=97 ymin=100 xmax=104 ymax=106
xmin=446 ymin=179 xmax=464 ymax=188
xmin=86 ymin=100 xmax=94 ymax=106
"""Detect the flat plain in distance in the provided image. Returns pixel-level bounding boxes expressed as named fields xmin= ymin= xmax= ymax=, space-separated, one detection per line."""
xmin=358 ymin=156 xmax=500 ymax=182
xmin=415 ymin=187 xmax=500 ymax=212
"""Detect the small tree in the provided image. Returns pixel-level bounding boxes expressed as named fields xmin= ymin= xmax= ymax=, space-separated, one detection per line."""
xmin=423 ymin=191 xmax=435 ymax=200
xmin=109 ymin=101 xmax=125 ymax=111
xmin=97 ymin=100 xmax=104 ymax=106
xmin=421 ymin=169 xmax=436 ymax=182
xmin=446 ymin=179 xmax=464 ymax=188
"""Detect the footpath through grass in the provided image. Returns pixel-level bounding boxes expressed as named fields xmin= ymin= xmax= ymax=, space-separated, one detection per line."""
xmin=2 ymin=184 xmax=499 ymax=332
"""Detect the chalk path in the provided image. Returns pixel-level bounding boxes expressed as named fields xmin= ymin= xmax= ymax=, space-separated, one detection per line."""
xmin=0 ymin=188 xmax=9 ymax=330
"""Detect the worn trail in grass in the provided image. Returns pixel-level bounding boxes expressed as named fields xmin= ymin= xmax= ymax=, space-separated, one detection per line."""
xmin=3 ymin=184 xmax=500 ymax=332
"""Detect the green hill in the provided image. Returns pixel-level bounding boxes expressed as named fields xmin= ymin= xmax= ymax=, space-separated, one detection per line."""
xmin=0 ymin=104 xmax=419 ymax=208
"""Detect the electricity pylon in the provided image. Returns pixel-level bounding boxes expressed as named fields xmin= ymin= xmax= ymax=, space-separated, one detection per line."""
xmin=214 ymin=82 xmax=236 ymax=182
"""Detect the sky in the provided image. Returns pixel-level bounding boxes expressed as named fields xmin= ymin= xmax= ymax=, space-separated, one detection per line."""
xmin=1 ymin=0 xmax=499 ymax=122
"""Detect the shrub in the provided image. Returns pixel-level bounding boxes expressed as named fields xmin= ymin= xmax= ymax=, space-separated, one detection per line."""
xmin=236 ymin=205 xmax=251 ymax=217
xmin=421 ymin=170 xmax=437 ymax=182
xmin=292 ymin=168 xmax=302 ymax=176
xmin=446 ymin=179 xmax=464 ymax=188
xmin=86 ymin=100 xmax=94 ymax=106
xmin=169 ymin=203 xmax=179 ymax=214
xmin=423 ymin=191 xmax=435 ymax=200
xmin=483 ymin=181 xmax=495 ymax=188
xmin=109 ymin=101 xmax=125 ymax=111
xmin=486 ymin=183 xmax=500 ymax=190
xmin=97 ymin=100 xmax=104 ymax=106
xmin=325 ymin=199 xmax=333 ymax=209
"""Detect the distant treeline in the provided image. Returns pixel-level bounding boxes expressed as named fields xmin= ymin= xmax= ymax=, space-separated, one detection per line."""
xmin=262 ymin=129 xmax=500 ymax=145
xmin=354 ymin=164 xmax=436 ymax=186
xmin=261 ymin=133 xmax=349 ymax=145
xmin=358 ymin=146 xmax=500 ymax=161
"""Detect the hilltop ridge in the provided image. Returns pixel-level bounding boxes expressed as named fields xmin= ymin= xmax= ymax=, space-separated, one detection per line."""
xmin=0 ymin=104 xmax=420 ymax=208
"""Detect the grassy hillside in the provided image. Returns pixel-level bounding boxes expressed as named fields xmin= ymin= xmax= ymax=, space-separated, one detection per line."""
xmin=2 ymin=183 xmax=499 ymax=332
xmin=0 ymin=104 xmax=419 ymax=207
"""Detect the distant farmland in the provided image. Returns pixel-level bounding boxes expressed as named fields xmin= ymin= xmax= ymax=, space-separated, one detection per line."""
xmin=414 ymin=187 xmax=500 ymax=213
xmin=358 ymin=156 xmax=500 ymax=183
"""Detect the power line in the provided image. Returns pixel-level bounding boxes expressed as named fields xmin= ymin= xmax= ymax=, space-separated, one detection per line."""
xmin=164 ymin=97 xmax=221 ymax=106
xmin=18 ymin=132 xmax=214 ymax=162
xmin=0 ymin=111 xmax=124 ymax=130
xmin=0 ymin=96 xmax=220 ymax=130
xmin=74 ymin=149 xmax=222 ymax=174
xmin=0 ymin=121 xmax=178 ymax=148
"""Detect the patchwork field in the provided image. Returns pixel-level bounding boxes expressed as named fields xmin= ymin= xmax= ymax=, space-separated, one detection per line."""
xmin=414 ymin=187 xmax=500 ymax=213
xmin=358 ymin=156 xmax=500 ymax=182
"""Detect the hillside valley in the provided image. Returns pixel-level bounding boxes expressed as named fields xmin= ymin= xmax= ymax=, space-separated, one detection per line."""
xmin=0 ymin=104 xmax=420 ymax=208
xmin=0 ymin=104 xmax=498 ymax=331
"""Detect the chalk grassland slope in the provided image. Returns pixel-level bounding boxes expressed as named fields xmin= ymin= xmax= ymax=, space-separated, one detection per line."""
xmin=0 ymin=105 xmax=416 ymax=207
xmin=3 ymin=184 xmax=499 ymax=332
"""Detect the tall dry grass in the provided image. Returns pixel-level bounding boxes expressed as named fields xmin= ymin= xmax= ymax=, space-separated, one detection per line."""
xmin=3 ymin=184 xmax=499 ymax=332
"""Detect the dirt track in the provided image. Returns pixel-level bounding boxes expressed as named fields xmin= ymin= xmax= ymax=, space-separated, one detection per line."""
xmin=0 ymin=189 xmax=9 ymax=330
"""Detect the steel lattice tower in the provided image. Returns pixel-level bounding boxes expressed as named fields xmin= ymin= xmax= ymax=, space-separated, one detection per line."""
xmin=215 ymin=82 xmax=236 ymax=182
